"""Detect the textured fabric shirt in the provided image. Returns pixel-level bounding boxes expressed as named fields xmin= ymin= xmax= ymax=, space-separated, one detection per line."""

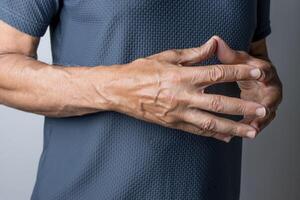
xmin=0 ymin=0 xmax=271 ymax=199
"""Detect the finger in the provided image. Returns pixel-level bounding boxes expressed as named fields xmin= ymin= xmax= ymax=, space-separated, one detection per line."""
xmin=148 ymin=36 xmax=217 ymax=65
xmin=250 ymin=111 xmax=276 ymax=132
xmin=248 ymin=96 xmax=278 ymax=132
xmin=182 ymin=109 xmax=258 ymax=138
xmin=237 ymin=80 xmax=258 ymax=91
xmin=215 ymin=35 xmax=278 ymax=82
xmin=261 ymin=92 xmax=282 ymax=111
xmin=213 ymin=36 xmax=276 ymax=83
xmin=175 ymin=121 xmax=216 ymax=137
xmin=188 ymin=93 xmax=267 ymax=117
xmin=245 ymin=58 xmax=276 ymax=82
xmin=213 ymin=133 xmax=233 ymax=143
xmin=213 ymin=35 xmax=247 ymax=64
xmin=175 ymin=122 xmax=232 ymax=143
xmin=183 ymin=64 xmax=262 ymax=85
xmin=239 ymin=116 xmax=254 ymax=125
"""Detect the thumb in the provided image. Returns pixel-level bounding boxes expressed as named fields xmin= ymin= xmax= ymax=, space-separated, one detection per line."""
xmin=213 ymin=36 xmax=259 ymax=90
xmin=177 ymin=36 xmax=218 ymax=65
xmin=212 ymin=35 xmax=240 ymax=64
xmin=150 ymin=36 xmax=218 ymax=65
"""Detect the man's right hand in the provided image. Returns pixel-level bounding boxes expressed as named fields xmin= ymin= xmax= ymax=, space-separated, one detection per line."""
xmin=0 ymin=19 xmax=266 ymax=142
xmin=106 ymin=37 xmax=267 ymax=142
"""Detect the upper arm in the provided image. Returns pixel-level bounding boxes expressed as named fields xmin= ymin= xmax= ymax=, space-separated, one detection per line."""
xmin=0 ymin=0 xmax=60 ymax=57
xmin=250 ymin=0 xmax=271 ymax=61
xmin=252 ymin=0 xmax=271 ymax=43
xmin=0 ymin=20 xmax=40 ymax=58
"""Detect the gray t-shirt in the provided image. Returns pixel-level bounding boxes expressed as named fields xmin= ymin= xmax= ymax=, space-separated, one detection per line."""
xmin=0 ymin=0 xmax=271 ymax=199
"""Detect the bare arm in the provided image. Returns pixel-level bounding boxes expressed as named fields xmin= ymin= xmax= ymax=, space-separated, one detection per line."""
xmin=1 ymin=21 xmax=270 ymax=141
xmin=0 ymin=20 xmax=120 ymax=117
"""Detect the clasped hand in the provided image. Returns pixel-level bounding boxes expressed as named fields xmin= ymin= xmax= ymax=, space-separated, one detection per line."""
xmin=113 ymin=36 xmax=282 ymax=142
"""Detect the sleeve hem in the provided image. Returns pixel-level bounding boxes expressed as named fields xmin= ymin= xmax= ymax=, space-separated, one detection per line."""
xmin=0 ymin=6 xmax=49 ymax=37
xmin=252 ymin=26 xmax=271 ymax=42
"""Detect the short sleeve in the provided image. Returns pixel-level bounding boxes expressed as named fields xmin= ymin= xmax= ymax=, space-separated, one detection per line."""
xmin=0 ymin=0 xmax=60 ymax=37
xmin=252 ymin=0 xmax=272 ymax=42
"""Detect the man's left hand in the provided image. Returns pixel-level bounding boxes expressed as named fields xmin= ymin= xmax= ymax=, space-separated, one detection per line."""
xmin=213 ymin=36 xmax=283 ymax=138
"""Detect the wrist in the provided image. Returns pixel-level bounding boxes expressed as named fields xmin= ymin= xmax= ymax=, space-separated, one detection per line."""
xmin=88 ymin=64 xmax=128 ymax=112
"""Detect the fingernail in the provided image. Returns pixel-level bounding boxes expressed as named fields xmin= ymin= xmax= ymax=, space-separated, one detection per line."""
xmin=223 ymin=136 xmax=232 ymax=143
xmin=246 ymin=130 xmax=257 ymax=138
xmin=250 ymin=68 xmax=261 ymax=79
xmin=256 ymin=107 xmax=266 ymax=117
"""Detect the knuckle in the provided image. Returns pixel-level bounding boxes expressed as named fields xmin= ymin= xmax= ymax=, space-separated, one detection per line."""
xmin=157 ymin=89 xmax=177 ymax=105
xmin=256 ymin=60 xmax=272 ymax=73
xmin=209 ymin=65 xmax=226 ymax=82
xmin=132 ymin=57 xmax=149 ymax=65
xmin=210 ymin=96 xmax=224 ymax=112
xmin=200 ymin=118 xmax=216 ymax=132
xmin=236 ymin=103 xmax=247 ymax=115
xmin=168 ymin=70 xmax=183 ymax=84
xmin=237 ymin=50 xmax=249 ymax=58
xmin=160 ymin=111 xmax=181 ymax=127
xmin=190 ymin=47 xmax=202 ymax=56
xmin=265 ymin=62 xmax=272 ymax=69
xmin=175 ymin=108 xmax=186 ymax=120
xmin=169 ymin=49 xmax=182 ymax=58
xmin=189 ymin=69 xmax=204 ymax=85
xmin=163 ymin=116 xmax=177 ymax=126
xmin=231 ymin=125 xmax=240 ymax=136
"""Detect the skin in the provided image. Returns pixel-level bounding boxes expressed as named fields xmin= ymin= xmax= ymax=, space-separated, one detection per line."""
xmin=214 ymin=36 xmax=283 ymax=141
xmin=0 ymin=20 xmax=282 ymax=142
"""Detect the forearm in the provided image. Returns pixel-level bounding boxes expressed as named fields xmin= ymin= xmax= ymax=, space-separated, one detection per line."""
xmin=0 ymin=53 xmax=120 ymax=117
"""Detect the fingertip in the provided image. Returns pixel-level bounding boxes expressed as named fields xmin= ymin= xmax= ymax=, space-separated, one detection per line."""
xmin=255 ymin=107 xmax=267 ymax=118
xmin=250 ymin=68 xmax=262 ymax=79
xmin=246 ymin=130 xmax=257 ymax=139
xmin=249 ymin=67 xmax=269 ymax=82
